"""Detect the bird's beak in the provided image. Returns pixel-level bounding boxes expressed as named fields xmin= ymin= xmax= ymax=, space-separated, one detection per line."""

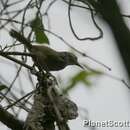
xmin=76 ymin=63 xmax=84 ymax=70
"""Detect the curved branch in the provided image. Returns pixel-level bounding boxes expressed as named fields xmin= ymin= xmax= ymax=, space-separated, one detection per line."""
xmin=68 ymin=0 xmax=103 ymax=41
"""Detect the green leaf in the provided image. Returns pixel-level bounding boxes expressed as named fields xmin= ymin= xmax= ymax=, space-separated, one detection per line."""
xmin=31 ymin=16 xmax=49 ymax=44
xmin=0 ymin=85 xmax=7 ymax=91
xmin=62 ymin=70 xmax=102 ymax=94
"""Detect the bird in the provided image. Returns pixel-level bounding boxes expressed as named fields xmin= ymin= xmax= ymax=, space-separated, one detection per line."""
xmin=10 ymin=29 xmax=84 ymax=71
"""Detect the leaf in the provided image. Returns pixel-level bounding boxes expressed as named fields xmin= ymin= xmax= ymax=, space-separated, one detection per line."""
xmin=0 ymin=84 xmax=7 ymax=91
xmin=62 ymin=70 xmax=102 ymax=94
xmin=31 ymin=16 xmax=49 ymax=44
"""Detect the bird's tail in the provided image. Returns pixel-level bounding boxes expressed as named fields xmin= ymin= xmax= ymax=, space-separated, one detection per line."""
xmin=10 ymin=29 xmax=32 ymax=50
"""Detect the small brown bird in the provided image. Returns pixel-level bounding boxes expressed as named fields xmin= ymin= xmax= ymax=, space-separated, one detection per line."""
xmin=10 ymin=29 xmax=83 ymax=71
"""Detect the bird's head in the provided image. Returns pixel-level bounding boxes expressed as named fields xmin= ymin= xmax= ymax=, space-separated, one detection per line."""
xmin=61 ymin=52 xmax=84 ymax=69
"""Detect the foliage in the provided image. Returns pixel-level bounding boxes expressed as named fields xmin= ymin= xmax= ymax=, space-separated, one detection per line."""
xmin=63 ymin=70 xmax=102 ymax=94
xmin=0 ymin=84 xmax=7 ymax=91
xmin=30 ymin=15 xmax=49 ymax=44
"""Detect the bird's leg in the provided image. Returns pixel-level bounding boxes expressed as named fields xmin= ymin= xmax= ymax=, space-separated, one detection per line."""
xmin=32 ymin=62 xmax=58 ymax=86
xmin=46 ymin=72 xmax=59 ymax=86
xmin=30 ymin=64 xmax=38 ymax=75
xmin=30 ymin=63 xmax=46 ymax=82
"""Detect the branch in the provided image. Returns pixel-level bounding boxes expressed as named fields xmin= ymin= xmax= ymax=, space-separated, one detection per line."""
xmin=93 ymin=0 xmax=130 ymax=79
xmin=0 ymin=51 xmax=34 ymax=57
xmin=0 ymin=105 xmax=24 ymax=130
xmin=0 ymin=52 xmax=33 ymax=71
xmin=5 ymin=90 xmax=35 ymax=110
xmin=77 ymin=0 xmax=130 ymax=80
xmin=68 ymin=0 xmax=103 ymax=41
xmin=24 ymin=73 xmax=78 ymax=130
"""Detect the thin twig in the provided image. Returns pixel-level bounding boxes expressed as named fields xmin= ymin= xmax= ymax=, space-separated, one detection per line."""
xmin=0 ymin=53 xmax=33 ymax=70
xmin=68 ymin=0 xmax=103 ymax=41
xmin=44 ymin=29 xmax=110 ymax=70
xmin=5 ymin=90 xmax=35 ymax=110
xmin=0 ymin=51 xmax=34 ymax=57
xmin=83 ymin=64 xmax=130 ymax=89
